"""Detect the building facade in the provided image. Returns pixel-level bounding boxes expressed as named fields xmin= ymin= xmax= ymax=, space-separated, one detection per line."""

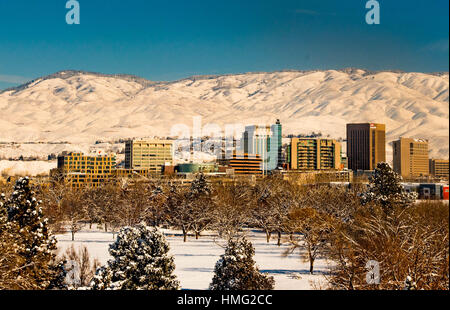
xmin=56 ymin=152 xmax=116 ymax=187
xmin=240 ymin=119 xmax=282 ymax=172
xmin=346 ymin=123 xmax=386 ymax=171
xmin=289 ymin=138 xmax=341 ymax=171
xmin=219 ymin=153 xmax=263 ymax=175
xmin=113 ymin=168 xmax=151 ymax=180
xmin=429 ymin=159 xmax=449 ymax=180
xmin=341 ymin=154 xmax=348 ymax=170
xmin=125 ymin=139 xmax=174 ymax=175
xmin=393 ymin=137 xmax=429 ymax=179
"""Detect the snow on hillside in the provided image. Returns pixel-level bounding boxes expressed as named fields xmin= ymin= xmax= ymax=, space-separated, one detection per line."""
xmin=0 ymin=69 xmax=448 ymax=159
xmin=56 ymin=228 xmax=331 ymax=290
xmin=0 ymin=160 xmax=56 ymax=176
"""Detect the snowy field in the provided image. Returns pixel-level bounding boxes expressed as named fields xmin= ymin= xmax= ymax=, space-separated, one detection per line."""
xmin=56 ymin=228 xmax=332 ymax=290
xmin=0 ymin=160 xmax=56 ymax=176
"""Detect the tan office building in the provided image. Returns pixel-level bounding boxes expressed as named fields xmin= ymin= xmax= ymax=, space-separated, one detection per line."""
xmin=347 ymin=123 xmax=385 ymax=171
xmin=125 ymin=139 xmax=174 ymax=174
xmin=393 ymin=138 xmax=429 ymax=178
xmin=290 ymin=138 xmax=341 ymax=170
xmin=56 ymin=152 xmax=116 ymax=188
xmin=429 ymin=159 xmax=449 ymax=180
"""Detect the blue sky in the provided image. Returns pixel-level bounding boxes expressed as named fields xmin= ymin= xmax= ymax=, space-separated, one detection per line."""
xmin=0 ymin=0 xmax=448 ymax=89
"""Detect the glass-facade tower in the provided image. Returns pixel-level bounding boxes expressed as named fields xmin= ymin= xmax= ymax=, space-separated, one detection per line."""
xmin=241 ymin=119 xmax=282 ymax=172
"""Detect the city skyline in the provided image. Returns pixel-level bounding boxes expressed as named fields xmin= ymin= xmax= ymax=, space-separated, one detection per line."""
xmin=0 ymin=0 xmax=448 ymax=296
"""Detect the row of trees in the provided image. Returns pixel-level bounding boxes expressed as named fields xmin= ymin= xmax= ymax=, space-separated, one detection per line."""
xmin=0 ymin=177 xmax=273 ymax=290
xmin=39 ymin=174 xmax=361 ymax=245
xmin=1 ymin=162 xmax=448 ymax=290
xmin=292 ymin=163 xmax=448 ymax=290
xmin=39 ymin=163 xmax=449 ymax=290
xmin=38 ymin=174 xmax=363 ymax=276
xmin=39 ymin=174 xmax=299 ymax=243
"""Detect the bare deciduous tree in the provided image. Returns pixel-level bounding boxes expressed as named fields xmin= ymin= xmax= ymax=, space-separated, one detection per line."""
xmin=210 ymin=181 xmax=252 ymax=241
xmin=187 ymin=174 xmax=213 ymax=239
xmin=61 ymin=188 xmax=87 ymax=241
xmin=118 ymin=182 xmax=148 ymax=227
xmin=62 ymin=244 xmax=100 ymax=288
xmin=250 ymin=177 xmax=299 ymax=245
xmin=285 ymin=207 xmax=334 ymax=274
xmin=40 ymin=181 xmax=70 ymax=233
xmin=328 ymin=201 xmax=449 ymax=290
xmin=164 ymin=183 xmax=192 ymax=242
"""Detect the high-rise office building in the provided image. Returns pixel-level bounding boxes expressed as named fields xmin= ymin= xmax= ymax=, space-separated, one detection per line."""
xmin=393 ymin=137 xmax=429 ymax=178
xmin=56 ymin=152 xmax=116 ymax=187
xmin=125 ymin=139 xmax=173 ymax=174
xmin=429 ymin=159 xmax=449 ymax=180
xmin=289 ymin=138 xmax=341 ymax=171
xmin=241 ymin=119 xmax=282 ymax=172
xmin=346 ymin=123 xmax=386 ymax=171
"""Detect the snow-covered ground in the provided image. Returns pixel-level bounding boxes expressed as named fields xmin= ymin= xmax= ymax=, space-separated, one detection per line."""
xmin=56 ymin=228 xmax=332 ymax=290
xmin=0 ymin=160 xmax=56 ymax=176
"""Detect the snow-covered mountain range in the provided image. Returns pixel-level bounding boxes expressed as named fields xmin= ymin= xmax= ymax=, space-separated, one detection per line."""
xmin=0 ymin=69 xmax=448 ymax=159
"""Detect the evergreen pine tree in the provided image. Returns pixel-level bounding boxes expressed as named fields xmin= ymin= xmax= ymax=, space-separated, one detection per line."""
xmin=403 ymin=275 xmax=417 ymax=290
xmin=360 ymin=162 xmax=417 ymax=212
xmin=210 ymin=238 xmax=275 ymax=290
xmin=0 ymin=193 xmax=7 ymax=226
xmin=47 ymin=260 xmax=68 ymax=289
xmin=90 ymin=224 xmax=179 ymax=290
xmin=1 ymin=177 xmax=63 ymax=289
xmin=0 ymin=205 xmax=28 ymax=288
xmin=188 ymin=173 xmax=211 ymax=198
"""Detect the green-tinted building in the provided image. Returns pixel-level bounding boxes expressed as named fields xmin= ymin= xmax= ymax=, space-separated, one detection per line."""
xmin=241 ymin=119 xmax=282 ymax=172
xmin=176 ymin=163 xmax=218 ymax=173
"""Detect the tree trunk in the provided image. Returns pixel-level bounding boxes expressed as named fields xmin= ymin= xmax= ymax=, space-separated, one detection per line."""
xmin=277 ymin=231 xmax=281 ymax=246
xmin=349 ymin=274 xmax=354 ymax=290
xmin=182 ymin=228 xmax=187 ymax=242
xmin=104 ymin=222 xmax=107 ymax=232
xmin=266 ymin=231 xmax=271 ymax=243
xmin=309 ymin=250 xmax=315 ymax=274
xmin=195 ymin=231 xmax=199 ymax=239
xmin=71 ymin=230 xmax=75 ymax=241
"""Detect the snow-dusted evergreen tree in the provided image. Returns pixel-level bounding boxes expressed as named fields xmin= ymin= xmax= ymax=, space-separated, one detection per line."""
xmin=90 ymin=224 xmax=179 ymax=290
xmin=210 ymin=238 xmax=274 ymax=290
xmin=1 ymin=177 xmax=62 ymax=289
xmin=360 ymin=162 xmax=417 ymax=212
xmin=0 ymin=193 xmax=6 ymax=226
xmin=0 ymin=195 xmax=30 ymax=289
xmin=48 ymin=260 xmax=68 ymax=289
xmin=188 ymin=173 xmax=211 ymax=197
xmin=403 ymin=275 xmax=417 ymax=290
xmin=5 ymin=177 xmax=57 ymax=256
